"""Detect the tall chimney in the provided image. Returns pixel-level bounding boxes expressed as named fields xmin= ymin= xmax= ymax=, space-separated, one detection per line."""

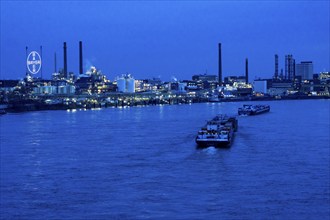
xmin=245 ymin=58 xmax=248 ymax=84
xmin=275 ymin=54 xmax=278 ymax=79
xmin=40 ymin=45 xmax=43 ymax=79
xmin=79 ymin=41 xmax=83 ymax=75
xmin=218 ymin=43 xmax=222 ymax=85
xmin=285 ymin=55 xmax=288 ymax=80
xmin=26 ymin=46 xmax=28 ymax=77
xmin=293 ymin=59 xmax=296 ymax=80
xmin=63 ymin=42 xmax=67 ymax=78
xmin=54 ymin=52 xmax=57 ymax=73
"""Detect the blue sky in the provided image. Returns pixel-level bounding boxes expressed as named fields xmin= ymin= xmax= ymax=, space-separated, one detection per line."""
xmin=1 ymin=1 xmax=329 ymax=81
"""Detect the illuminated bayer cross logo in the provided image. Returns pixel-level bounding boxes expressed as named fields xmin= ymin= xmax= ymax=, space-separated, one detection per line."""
xmin=26 ymin=51 xmax=42 ymax=74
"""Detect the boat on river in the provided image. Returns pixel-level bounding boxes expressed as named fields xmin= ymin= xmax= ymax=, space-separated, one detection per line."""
xmin=195 ymin=115 xmax=238 ymax=148
xmin=238 ymin=104 xmax=270 ymax=116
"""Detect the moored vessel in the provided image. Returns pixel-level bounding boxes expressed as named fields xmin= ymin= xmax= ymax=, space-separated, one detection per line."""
xmin=238 ymin=104 xmax=270 ymax=115
xmin=0 ymin=109 xmax=6 ymax=115
xmin=0 ymin=104 xmax=7 ymax=115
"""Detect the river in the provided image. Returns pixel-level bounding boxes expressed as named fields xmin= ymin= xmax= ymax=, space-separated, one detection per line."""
xmin=1 ymin=99 xmax=329 ymax=219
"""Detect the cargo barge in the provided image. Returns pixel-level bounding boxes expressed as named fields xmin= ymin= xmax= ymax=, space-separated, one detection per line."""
xmin=195 ymin=115 xmax=238 ymax=148
xmin=238 ymin=104 xmax=270 ymax=116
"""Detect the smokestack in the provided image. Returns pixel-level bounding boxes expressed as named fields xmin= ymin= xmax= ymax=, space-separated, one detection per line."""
xmin=275 ymin=54 xmax=278 ymax=79
xmin=26 ymin=46 xmax=28 ymax=77
xmin=63 ymin=42 xmax=67 ymax=78
xmin=54 ymin=52 xmax=57 ymax=73
xmin=293 ymin=59 xmax=296 ymax=80
xmin=218 ymin=43 xmax=222 ymax=85
xmin=79 ymin=41 xmax=83 ymax=75
xmin=40 ymin=45 xmax=43 ymax=79
xmin=245 ymin=58 xmax=248 ymax=84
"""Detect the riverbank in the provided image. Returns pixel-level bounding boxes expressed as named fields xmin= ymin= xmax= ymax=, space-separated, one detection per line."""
xmin=1 ymin=94 xmax=329 ymax=113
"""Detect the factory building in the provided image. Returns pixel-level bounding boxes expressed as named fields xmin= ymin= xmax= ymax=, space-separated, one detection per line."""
xmin=253 ymin=79 xmax=268 ymax=94
xmin=192 ymin=74 xmax=217 ymax=82
xmin=224 ymin=76 xmax=246 ymax=85
xmin=296 ymin=61 xmax=313 ymax=80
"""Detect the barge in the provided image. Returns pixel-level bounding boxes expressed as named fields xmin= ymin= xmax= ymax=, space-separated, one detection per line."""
xmin=0 ymin=109 xmax=6 ymax=115
xmin=238 ymin=104 xmax=270 ymax=116
xmin=195 ymin=115 xmax=238 ymax=148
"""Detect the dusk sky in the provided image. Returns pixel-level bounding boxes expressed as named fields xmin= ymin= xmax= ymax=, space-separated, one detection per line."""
xmin=1 ymin=1 xmax=329 ymax=81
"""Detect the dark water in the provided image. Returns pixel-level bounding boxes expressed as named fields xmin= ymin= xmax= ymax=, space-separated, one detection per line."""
xmin=1 ymin=100 xmax=329 ymax=219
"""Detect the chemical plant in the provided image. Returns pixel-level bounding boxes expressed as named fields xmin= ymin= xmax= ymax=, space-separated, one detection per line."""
xmin=0 ymin=41 xmax=329 ymax=112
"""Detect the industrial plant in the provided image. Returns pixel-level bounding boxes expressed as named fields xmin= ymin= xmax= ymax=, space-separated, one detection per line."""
xmin=0 ymin=41 xmax=329 ymax=112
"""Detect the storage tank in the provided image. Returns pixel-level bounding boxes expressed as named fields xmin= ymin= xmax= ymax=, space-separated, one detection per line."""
xmin=127 ymin=77 xmax=135 ymax=93
xmin=117 ymin=77 xmax=126 ymax=92
xmin=44 ymin=86 xmax=53 ymax=94
xmin=68 ymin=85 xmax=76 ymax=94
xmin=178 ymin=82 xmax=187 ymax=92
xmin=33 ymin=87 xmax=41 ymax=94
xmin=117 ymin=74 xmax=135 ymax=93
xmin=58 ymin=85 xmax=67 ymax=94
